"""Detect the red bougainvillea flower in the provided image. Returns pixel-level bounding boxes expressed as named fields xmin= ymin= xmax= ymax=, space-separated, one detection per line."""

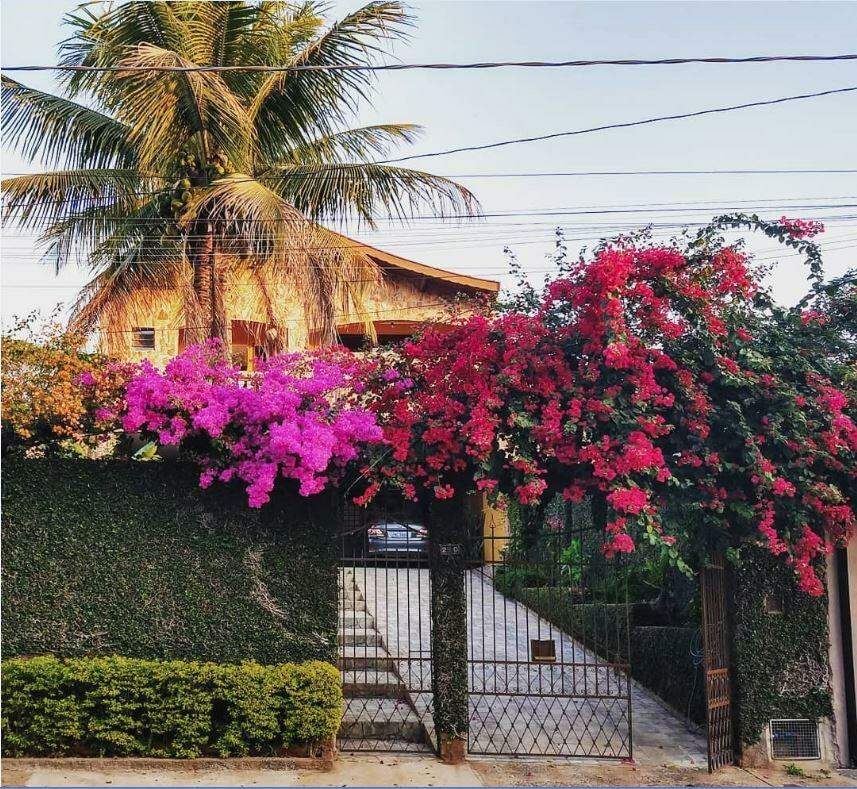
xmin=362 ymin=215 xmax=854 ymax=594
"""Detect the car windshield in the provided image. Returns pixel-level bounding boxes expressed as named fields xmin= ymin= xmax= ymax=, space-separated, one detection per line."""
xmin=376 ymin=523 xmax=422 ymax=536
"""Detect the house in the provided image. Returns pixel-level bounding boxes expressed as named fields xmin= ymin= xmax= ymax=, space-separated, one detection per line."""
xmin=98 ymin=231 xmax=499 ymax=367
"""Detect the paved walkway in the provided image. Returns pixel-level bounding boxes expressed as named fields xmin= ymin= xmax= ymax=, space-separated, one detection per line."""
xmin=349 ymin=565 xmax=707 ymax=765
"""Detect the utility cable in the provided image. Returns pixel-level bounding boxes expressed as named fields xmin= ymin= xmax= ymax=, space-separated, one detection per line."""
xmin=4 ymin=53 xmax=857 ymax=73
xmin=379 ymin=86 xmax=857 ymax=163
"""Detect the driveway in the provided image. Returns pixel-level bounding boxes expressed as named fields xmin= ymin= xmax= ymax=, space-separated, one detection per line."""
xmin=351 ymin=565 xmax=707 ymax=766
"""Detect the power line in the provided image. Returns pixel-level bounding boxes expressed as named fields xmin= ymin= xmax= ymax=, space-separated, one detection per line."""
xmin=379 ymin=86 xmax=857 ymax=164
xmin=6 ymin=168 xmax=857 ymax=180
xmin=4 ymin=231 xmax=856 ymax=269
xmin=7 ymin=237 xmax=857 ymax=284
xmin=440 ymin=168 xmax=857 ymax=178
xmin=4 ymin=190 xmax=857 ymax=217
xmin=4 ymin=53 xmax=857 ymax=73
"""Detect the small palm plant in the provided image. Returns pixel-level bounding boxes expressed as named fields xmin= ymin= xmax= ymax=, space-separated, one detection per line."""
xmin=2 ymin=1 xmax=477 ymax=347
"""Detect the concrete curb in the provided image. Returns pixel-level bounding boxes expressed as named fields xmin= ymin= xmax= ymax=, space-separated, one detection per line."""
xmin=3 ymin=754 xmax=334 ymax=773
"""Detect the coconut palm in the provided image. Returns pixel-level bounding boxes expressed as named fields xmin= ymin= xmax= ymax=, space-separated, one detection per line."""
xmin=2 ymin=1 xmax=477 ymax=347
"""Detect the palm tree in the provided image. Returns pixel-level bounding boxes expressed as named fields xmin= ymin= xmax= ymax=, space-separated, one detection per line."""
xmin=2 ymin=1 xmax=477 ymax=348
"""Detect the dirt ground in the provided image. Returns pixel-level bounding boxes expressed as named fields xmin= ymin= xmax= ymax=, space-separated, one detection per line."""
xmin=4 ymin=754 xmax=857 ymax=788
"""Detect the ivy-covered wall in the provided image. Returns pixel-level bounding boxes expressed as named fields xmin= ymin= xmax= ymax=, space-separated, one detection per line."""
xmin=732 ymin=546 xmax=833 ymax=749
xmin=2 ymin=459 xmax=339 ymax=664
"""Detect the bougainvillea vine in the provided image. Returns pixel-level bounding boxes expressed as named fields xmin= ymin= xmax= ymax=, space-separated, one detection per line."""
xmin=122 ymin=341 xmax=384 ymax=506
xmin=362 ymin=215 xmax=855 ymax=594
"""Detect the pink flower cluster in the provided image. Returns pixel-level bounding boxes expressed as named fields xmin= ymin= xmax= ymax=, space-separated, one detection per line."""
xmin=123 ymin=341 xmax=383 ymax=506
xmin=779 ymin=216 xmax=825 ymax=239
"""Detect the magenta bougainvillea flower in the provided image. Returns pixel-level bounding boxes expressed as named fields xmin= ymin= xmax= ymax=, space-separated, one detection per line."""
xmin=123 ymin=341 xmax=383 ymax=506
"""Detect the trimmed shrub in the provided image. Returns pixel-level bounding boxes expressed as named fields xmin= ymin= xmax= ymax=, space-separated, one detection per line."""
xmin=511 ymin=587 xmax=630 ymax=663
xmin=1 ymin=657 xmax=343 ymax=758
xmin=2 ymin=459 xmax=338 ymax=663
xmin=631 ymin=626 xmax=705 ymax=724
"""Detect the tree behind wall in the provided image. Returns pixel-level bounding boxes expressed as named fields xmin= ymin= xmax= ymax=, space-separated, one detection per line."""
xmin=1 ymin=1 xmax=477 ymax=346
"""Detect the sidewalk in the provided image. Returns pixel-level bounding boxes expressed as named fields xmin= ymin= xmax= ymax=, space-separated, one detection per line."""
xmin=5 ymin=754 xmax=857 ymax=788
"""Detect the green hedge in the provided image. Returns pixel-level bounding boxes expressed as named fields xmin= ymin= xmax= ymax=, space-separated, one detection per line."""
xmin=632 ymin=626 xmax=705 ymax=724
xmin=508 ymin=587 xmax=705 ymax=723
xmin=732 ymin=547 xmax=832 ymax=747
xmin=1 ymin=656 xmax=343 ymax=757
xmin=2 ymin=459 xmax=338 ymax=663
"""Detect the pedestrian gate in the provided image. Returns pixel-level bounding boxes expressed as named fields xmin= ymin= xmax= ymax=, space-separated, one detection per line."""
xmin=700 ymin=555 xmax=735 ymax=771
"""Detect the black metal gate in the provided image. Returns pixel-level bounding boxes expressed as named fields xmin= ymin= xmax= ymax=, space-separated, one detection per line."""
xmin=338 ymin=494 xmax=632 ymax=758
xmin=337 ymin=497 xmax=436 ymax=752
xmin=467 ymin=498 xmax=632 ymax=757
xmin=700 ymin=555 xmax=735 ymax=772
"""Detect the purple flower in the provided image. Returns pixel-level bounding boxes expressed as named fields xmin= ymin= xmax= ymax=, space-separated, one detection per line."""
xmin=121 ymin=341 xmax=383 ymax=506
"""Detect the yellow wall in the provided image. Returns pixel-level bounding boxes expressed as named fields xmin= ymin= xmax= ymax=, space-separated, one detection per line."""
xmin=99 ymin=269 xmax=470 ymax=366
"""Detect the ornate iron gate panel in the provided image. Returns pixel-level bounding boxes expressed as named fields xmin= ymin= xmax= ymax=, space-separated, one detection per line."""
xmin=467 ymin=499 xmax=632 ymax=757
xmin=338 ymin=498 xmax=436 ymax=753
xmin=700 ymin=556 xmax=735 ymax=772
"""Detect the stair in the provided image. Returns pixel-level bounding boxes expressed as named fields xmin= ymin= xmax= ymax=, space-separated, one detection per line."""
xmin=340 ymin=698 xmax=426 ymax=742
xmin=342 ymin=669 xmax=405 ymax=698
xmin=337 ymin=569 xmax=432 ymax=751
xmin=338 ymin=628 xmax=382 ymax=646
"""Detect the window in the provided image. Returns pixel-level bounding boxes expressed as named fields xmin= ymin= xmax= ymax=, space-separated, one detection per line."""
xmin=131 ymin=327 xmax=155 ymax=350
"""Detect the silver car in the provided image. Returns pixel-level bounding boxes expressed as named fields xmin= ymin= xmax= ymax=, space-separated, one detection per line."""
xmin=366 ymin=521 xmax=428 ymax=560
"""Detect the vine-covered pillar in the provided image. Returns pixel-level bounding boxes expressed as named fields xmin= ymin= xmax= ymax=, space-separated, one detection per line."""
xmin=424 ymin=491 xmax=469 ymax=763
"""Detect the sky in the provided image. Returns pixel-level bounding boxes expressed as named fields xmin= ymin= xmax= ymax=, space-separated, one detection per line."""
xmin=2 ymin=0 xmax=857 ymax=328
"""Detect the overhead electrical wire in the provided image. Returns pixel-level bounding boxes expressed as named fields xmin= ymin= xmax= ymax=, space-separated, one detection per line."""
xmin=4 ymin=53 xmax=857 ymax=73
xmin=433 ymin=168 xmax=857 ymax=178
xmin=379 ymin=86 xmax=857 ymax=163
xmin=7 ymin=169 xmax=857 ymax=180
xmin=4 ymin=193 xmax=857 ymax=219
xmin=6 ymin=237 xmax=857 ymax=284
xmin=4 ymin=227 xmax=856 ymax=267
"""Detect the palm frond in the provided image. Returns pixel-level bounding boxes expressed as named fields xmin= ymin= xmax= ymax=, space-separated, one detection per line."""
xmin=180 ymin=174 xmax=381 ymax=343
xmin=176 ymin=1 xmax=260 ymax=68
xmin=178 ymin=173 xmax=309 ymax=256
xmin=263 ymin=161 xmax=480 ymax=227
xmin=1 ymin=76 xmax=137 ymax=169
xmin=218 ymin=2 xmax=323 ymax=99
xmin=29 ymin=193 xmax=169 ymax=273
xmin=109 ymin=43 xmax=251 ymax=170
xmin=59 ymin=1 xmax=194 ymax=98
xmin=70 ymin=254 xmax=184 ymax=344
xmin=1 ymin=169 xmax=146 ymax=232
xmin=249 ymin=1 xmax=412 ymax=161
xmin=281 ymin=124 xmax=423 ymax=165
xmin=258 ymin=223 xmax=382 ymax=346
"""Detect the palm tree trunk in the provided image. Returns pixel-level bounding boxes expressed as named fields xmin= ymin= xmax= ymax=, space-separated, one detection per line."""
xmin=187 ymin=221 xmax=228 ymax=347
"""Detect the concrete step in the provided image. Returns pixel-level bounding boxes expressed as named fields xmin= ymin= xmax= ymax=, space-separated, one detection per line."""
xmin=338 ymin=628 xmax=381 ymax=647
xmin=339 ymin=612 xmax=375 ymax=628
xmin=337 ymin=737 xmax=433 ymax=753
xmin=338 ymin=654 xmax=396 ymax=672
xmin=339 ymin=698 xmax=426 ymax=743
xmin=340 ymin=599 xmax=366 ymax=612
xmin=342 ymin=670 xmax=405 ymax=698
